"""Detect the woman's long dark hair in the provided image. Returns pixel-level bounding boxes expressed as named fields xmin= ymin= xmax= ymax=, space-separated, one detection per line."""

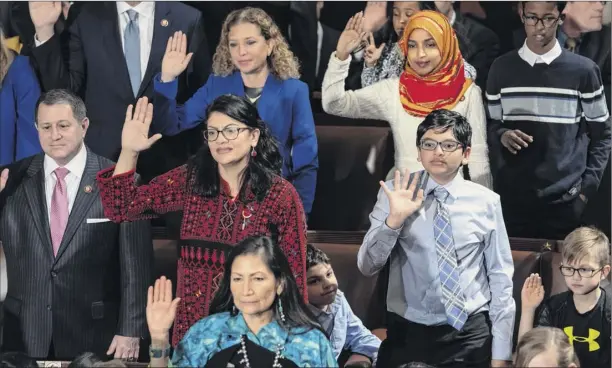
xmin=373 ymin=1 xmax=437 ymax=45
xmin=209 ymin=236 xmax=325 ymax=336
xmin=186 ymin=94 xmax=282 ymax=202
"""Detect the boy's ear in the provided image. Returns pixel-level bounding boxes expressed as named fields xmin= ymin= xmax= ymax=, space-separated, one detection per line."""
xmin=601 ymin=265 xmax=611 ymax=280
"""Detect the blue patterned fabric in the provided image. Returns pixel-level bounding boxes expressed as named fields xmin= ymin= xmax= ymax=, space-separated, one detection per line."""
xmin=432 ymin=187 xmax=468 ymax=330
xmin=171 ymin=311 xmax=338 ymax=367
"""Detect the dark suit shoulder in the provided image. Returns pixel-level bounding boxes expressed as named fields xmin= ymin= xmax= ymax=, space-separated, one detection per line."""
xmin=459 ymin=15 xmax=498 ymax=43
xmin=94 ymin=153 xmax=117 ymax=171
xmin=164 ymin=1 xmax=202 ymax=23
xmin=75 ymin=2 xmax=111 ymax=21
xmin=321 ymin=23 xmax=340 ymax=39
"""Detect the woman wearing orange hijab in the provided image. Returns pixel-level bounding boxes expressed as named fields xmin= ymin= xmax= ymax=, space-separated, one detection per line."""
xmin=322 ymin=10 xmax=491 ymax=188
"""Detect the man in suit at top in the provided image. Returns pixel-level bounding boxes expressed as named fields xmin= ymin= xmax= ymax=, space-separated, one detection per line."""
xmin=26 ymin=1 xmax=211 ymax=182
xmin=0 ymin=89 xmax=153 ymax=360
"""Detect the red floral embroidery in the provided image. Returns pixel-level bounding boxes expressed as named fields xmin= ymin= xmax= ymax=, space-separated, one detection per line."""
xmin=97 ymin=165 xmax=308 ymax=345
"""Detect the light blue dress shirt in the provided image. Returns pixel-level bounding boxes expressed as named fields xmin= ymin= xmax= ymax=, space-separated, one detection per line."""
xmin=357 ymin=171 xmax=515 ymax=361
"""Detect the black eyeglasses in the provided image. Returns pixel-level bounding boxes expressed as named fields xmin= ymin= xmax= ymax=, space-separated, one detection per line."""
xmin=522 ymin=14 xmax=562 ymax=28
xmin=559 ymin=265 xmax=603 ymax=278
xmin=204 ymin=126 xmax=252 ymax=142
xmin=420 ymin=139 xmax=463 ymax=152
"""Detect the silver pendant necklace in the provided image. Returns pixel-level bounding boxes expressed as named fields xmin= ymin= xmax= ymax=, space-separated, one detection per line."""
xmin=237 ymin=334 xmax=284 ymax=368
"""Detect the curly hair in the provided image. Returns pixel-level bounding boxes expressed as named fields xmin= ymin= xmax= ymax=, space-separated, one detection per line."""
xmin=212 ymin=7 xmax=300 ymax=80
xmin=0 ymin=30 xmax=15 ymax=83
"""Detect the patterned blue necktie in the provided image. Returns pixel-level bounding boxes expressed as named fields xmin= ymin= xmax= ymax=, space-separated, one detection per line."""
xmin=124 ymin=9 xmax=141 ymax=97
xmin=432 ymin=187 xmax=468 ymax=330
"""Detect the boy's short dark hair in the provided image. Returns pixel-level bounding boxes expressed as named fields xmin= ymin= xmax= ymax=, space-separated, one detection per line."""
xmin=306 ymin=243 xmax=331 ymax=270
xmin=416 ymin=109 xmax=472 ymax=150
xmin=520 ymin=1 xmax=567 ymax=13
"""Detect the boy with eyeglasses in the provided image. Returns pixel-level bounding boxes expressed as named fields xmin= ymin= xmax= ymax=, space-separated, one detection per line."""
xmin=359 ymin=109 xmax=515 ymax=368
xmin=485 ymin=1 xmax=611 ymax=240
xmin=519 ymin=226 xmax=611 ymax=368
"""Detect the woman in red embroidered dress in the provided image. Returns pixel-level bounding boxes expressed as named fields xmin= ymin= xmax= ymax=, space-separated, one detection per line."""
xmin=96 ymin=94 xmax=307 ymax=346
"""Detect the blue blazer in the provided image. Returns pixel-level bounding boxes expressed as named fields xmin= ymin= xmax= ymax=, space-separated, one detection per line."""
xmin=0 ymin=55 xmax=42 ymax=166
xmin=152 ymin=71 xmax=318 ymax=213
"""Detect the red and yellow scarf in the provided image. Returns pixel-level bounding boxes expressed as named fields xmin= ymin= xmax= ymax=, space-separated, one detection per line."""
xmin=398 ymin=10 xmax=472 ymax=117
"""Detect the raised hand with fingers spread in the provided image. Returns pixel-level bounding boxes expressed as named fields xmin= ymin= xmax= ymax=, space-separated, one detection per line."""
xmin=161 ymin=31 xmax=194 ymax=83
xmin=364 ymin=32 xmax=385 ymax=67
xmin=120 ymin=97 xmax=162 ymax=154
xmin=362 ymin=1 xmax=388 ymax=33
xmin=521 ymin=273 xmax=544 ymax=310
xmin=380 ymin=169 xmax=425 ymax=229
xmin=336 ymin=12 xmax=367 ymax=61
xmin=0 ymin=168 xmax=8 ymax=193
xmin=28 ymin=1 xmax=62 ymax=42
xmin=147 ymin=276 xmax=181 ymax=341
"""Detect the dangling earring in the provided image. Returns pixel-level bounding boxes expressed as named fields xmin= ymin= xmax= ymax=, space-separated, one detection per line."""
xmin=232 ymin=305 xmax=238 ymax=315
xmin=251 ymin=147 xmax=257 ymax=157
xmin=277 ymin=298 xmax=286 ymax=324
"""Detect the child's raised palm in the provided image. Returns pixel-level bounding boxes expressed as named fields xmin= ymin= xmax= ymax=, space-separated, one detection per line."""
xmin=521 ymin=273 xmax=544 ymax=309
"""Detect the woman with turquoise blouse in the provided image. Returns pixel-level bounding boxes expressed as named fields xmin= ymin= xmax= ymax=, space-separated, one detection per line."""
xmin=147 ymin=236 xmax=337 ymax=368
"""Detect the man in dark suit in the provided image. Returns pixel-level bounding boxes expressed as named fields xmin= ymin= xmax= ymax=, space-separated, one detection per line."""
xmin=26 ymin=1 xmax=211 ymax=182
xmin=434 ymin=1 xmax=500 ymax=91
xmin=0 ymin=89 xmax=153 ymax=360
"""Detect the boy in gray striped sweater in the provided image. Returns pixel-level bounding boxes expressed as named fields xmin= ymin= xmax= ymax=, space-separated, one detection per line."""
xmin=485 ymin=1 xmax=611 ymax=240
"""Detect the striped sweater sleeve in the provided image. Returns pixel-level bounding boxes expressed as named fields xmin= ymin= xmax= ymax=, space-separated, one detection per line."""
xmin=580 ymin=63 xmax=612 ymax=199
xmin=484 ymin=59 xmax=507 ymax=175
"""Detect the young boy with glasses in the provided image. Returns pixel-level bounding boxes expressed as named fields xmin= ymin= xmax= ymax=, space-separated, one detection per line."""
xmin=485 ymin=1 xmax=611 ymax=240
xmin=359 ymin=109 xmax=515 ymax=368
xmin=519 ymin=226 xmax=611 ymax=368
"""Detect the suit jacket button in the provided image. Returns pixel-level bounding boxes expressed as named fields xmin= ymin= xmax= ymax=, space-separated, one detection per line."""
xmin=47 ymin=305 xmax=52 ymax=311
xmin=51 ymin=271 xmax=57 ymax=278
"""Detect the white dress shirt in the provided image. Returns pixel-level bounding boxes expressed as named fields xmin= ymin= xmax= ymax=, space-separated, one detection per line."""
xmin=44 ymin=143 xmax=87 ymax=220
xmin=518 ymin=39 xmax=563 ymax=66
xmin=116 ymin=1 xmax=155 ymax=81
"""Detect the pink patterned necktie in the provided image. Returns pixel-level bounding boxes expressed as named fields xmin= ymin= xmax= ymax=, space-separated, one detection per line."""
xmin=50 ymin=167 xmax=70 ymax=257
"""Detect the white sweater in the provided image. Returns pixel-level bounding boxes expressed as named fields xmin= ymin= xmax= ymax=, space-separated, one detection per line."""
xmin=322 ymin=52 xmax=492 ymax=189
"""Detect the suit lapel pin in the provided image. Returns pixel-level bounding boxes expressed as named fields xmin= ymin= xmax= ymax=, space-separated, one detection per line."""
xmin=161 ymin=19 xmax=169 ymax=27
xmin=84 ymin=185 xmax=93 ymax=193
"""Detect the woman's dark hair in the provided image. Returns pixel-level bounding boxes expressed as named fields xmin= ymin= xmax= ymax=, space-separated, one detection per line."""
xmin=0 ymin=352 xmax=39 ymax=368
xmin=374 ymin=1 xmax=437 ymax=45
xmin=209 ymin=236 xmax=325 ymax=335
xmin=416 ymin=109 xmax=472 ymax=150
xmin=186 ymin=94 xmax=283 ymax=202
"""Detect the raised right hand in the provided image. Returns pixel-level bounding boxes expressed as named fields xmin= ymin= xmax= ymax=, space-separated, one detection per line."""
xmin=336 ymin=12 xmax=367 ymax=61
xmin=29 ymin=1 xmax=62 ymax=30
xmin=121 ymin=97 xmax=162 ymax=154
xmin=161 ymin=31 xmax=193 ymax=82
xmin=362 ymin=1 xmax=388 ymax=33
xmin=364 ymin=32 xmax=385 ymax=67
xmin=521 ymin=273 xmax=544 ymax=310
xmin=501 ymin=129 xmax=533 ymax=154
xmin=381 ymin=169 xmax=425 ymax=229
xmin=147 ymin=276 xmax=181 ymax=340
xmin=0 ymin=169 xmax=8 ymax=193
